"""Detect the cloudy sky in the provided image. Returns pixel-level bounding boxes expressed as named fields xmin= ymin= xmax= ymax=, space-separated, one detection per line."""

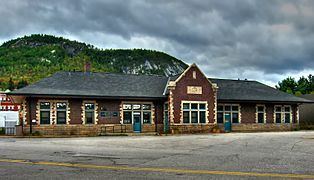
xmin=1 ymin=0 xmax=314 ymax=86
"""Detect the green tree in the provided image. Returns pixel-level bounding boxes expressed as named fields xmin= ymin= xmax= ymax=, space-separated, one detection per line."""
xmin=17 ymin=80 xmax=28 ymax=89
xmin=296 ymin=76 xmax=309 ymax=94
xmin=7 ymin=78 xmax=15 ymax=91
xmin=276 ymin=77 xmax=297 ymax=94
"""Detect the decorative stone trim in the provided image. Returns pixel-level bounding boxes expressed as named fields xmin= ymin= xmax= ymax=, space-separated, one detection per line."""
xmin=66 ymin=102 xmax=71 ymax=125
xmin=296 ymin=105 xmax=299 ymax=124
xmin=51 ymin=102 xmax=56 ymax=125
xmin=119 ymin=102 xmax=123 ymax=124
xmin=213 ymin=87 xmax=218 ymax=124
xmin=22 ymin=99 xmax=27 ymax=125
xmin=168 ymin=89 xmax=175 ymax=125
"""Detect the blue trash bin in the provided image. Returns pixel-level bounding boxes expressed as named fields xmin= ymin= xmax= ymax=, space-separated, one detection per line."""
xmin=224 ymin=113 xmax=232 ymax=132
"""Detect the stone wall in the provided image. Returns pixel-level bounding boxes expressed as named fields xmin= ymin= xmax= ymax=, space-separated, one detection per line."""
xmin=169 ymin=124 xmax=216 ymax=134
xmin=21 ymin=123 xmax=166 ymax=136
xmin=230 ymin=123 xmax=299 ymax=132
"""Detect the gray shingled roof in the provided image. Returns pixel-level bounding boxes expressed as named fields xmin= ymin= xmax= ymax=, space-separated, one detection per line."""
xmin=10 ymin=72 xmax=169 ymax=98
xmin=10 ymin=71 xmax=311 ymax=103
xmin=209 ymin=78 xmax=311 ymax=103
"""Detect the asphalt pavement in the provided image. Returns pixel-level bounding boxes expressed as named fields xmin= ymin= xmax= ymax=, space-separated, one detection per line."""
xmin=0 ymin=131 xmax=314 ymax=179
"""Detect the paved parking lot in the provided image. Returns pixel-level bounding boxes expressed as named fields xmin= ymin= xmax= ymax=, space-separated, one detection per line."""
xmin=0 ymin=131 xmax=314 ymax=179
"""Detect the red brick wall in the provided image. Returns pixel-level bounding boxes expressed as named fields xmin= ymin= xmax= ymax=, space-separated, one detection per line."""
xmin=240 ymin=103 xmax=256 ymax=123
xmin=266 ymin=104 xmax=274 ymax=123
xmin=171 ymin=66 xmax=216 ymax=123
xmin=24 ymin=97 xmax=37 ymax=124
xmin=97 ymin=100 xmax=121 ymax=124
xmin=239 ymin=103 xmax=297 ymax=124
xmin=69 ymin=99 xmax=83 ymax=124
xmin=154 ymin=101 xmax=165 ymax=124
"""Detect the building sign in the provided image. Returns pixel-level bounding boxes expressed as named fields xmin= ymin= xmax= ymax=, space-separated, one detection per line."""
xmin=187 ymin=86 xmax=202 ymax=95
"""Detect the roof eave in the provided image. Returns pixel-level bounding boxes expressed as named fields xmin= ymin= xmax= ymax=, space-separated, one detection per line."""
xmin=217 ymin=99 xmax=314 ymax=104
xmin=8 ymin=93 xmax=168 ymax=100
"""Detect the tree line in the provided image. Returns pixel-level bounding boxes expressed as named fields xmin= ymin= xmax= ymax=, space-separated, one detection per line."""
xmin=0 ymin=78 xmax=28 ymax=91
xmin=276 ymin=75 xmax=314 ymax=96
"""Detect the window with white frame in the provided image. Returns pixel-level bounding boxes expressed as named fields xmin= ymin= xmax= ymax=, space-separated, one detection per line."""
xmin=217 ymin=104 xmax=239 ymax=124
xmin=284 ymin=106 xmax=291 ymax=123
xmin=84 ymin=103 xmax=95 ymax=124
xmin=275 ymin=106 xmax=282 ymax=123
xmin=122 ymin=103 xmax=152 ymax=124
xmin=256 ymin=105 xmax=266 ymax=123
xmin=274 ymin=105 xmax=291 ymax=123
xmin=182 ymin=102 xmax=206 ymax=124
xmin=56 ymin=102 xmax=67 ymax=124
xmin=40 ymin=102 xmax=51 ymax=124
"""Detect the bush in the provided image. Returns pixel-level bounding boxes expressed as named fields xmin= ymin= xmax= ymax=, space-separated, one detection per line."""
xmin=0 ymin=128 xmax=5 ymax=135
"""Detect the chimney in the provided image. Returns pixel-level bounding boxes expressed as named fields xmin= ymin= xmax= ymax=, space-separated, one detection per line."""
xmin=84 ymin=62 xmax=91 ymax=72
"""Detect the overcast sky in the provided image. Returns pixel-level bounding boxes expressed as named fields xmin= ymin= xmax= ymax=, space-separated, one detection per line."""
xmin=1 ymin=0 xmax=314 ymax=86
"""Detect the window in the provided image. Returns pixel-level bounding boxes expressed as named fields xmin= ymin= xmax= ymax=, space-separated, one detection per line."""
xmin=85 ymin=103 xmax=95 ymax=124
xmin=217 ymin=112 xmax=224 ymax=124
xmin=183 ymin=111 xmax=190 ymax=123
xmin=200 ymin=111 xmax=206 ymax=123
xmin=123 ymin=111 xmax=132 ymax=124
xmin=143 ymin=112 xmax=151 ymax=124
xmin=164 ymin=103 xmax=169 ymax=122
xmin=133 ymin=104 xmax=141 ymax=110
xmin=122 ymin=103 xmax=153 ymax=124
xmin=191 ymin=111 xmax=198 ymax=123
xmin=142 ymin=104 xmax=151 ymax=110
xmin=193 ymin=71 xmax=196 ymax=79
xmin=56 ymin=102 xmax=67 ymax=124
xmin=182 ymin=102 xmax=207 ymax=124
xmin=123 ymin=104 xmax=132 ymax=110
xmin=284 ymin=106 xmax=291 ymax=123
xmin=40 ymin=102 xmax=50 ymax=124
xmin=274 ymin=105 xmax=291 ymax=123
xmin=217 ymin=105 xmax=240 ymax=124
xmin=275 ymin=106 xmax=281 ymax=123
xmin=256 ymin=105 xmax=265 ymax=123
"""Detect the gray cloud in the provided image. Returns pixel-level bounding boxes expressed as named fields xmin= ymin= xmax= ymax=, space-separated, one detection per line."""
xmin=1 ymin=0 xmax=314 ymax=86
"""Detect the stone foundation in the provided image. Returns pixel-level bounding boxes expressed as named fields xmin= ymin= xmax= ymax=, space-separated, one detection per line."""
xmin=227 ymin=123 xmax=299 ymax=132
xmin=169 ymin=124 xmax=216 ymax=134
xmin=21 ymin=124 xmax=165 ymax=136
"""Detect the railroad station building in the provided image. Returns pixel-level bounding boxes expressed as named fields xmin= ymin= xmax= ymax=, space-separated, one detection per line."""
xmin=9 ymin=64 xmax=311 ymax=136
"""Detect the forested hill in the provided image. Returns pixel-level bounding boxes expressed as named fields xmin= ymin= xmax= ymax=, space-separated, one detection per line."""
xmin=0 ymin=34 xmax=188 ymax=90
